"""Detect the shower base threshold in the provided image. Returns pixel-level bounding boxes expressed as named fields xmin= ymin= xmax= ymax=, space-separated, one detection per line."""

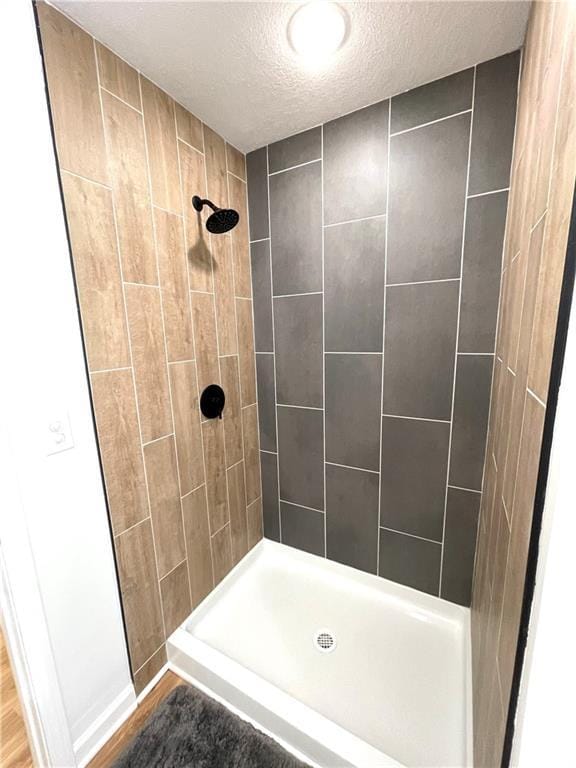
xmin=167 ymin=540 xmax=472 ymax=767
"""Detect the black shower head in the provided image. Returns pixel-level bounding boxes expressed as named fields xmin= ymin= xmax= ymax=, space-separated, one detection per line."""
xmin=192 ymin=195 xmax=239 ymax=234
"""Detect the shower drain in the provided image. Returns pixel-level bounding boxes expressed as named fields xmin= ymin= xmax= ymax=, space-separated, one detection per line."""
xmin=313 ymin=629 xmax=336 ymax=654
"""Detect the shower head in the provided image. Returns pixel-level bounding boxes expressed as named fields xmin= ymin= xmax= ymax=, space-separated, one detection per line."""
xmin=192 ymin=196 xmax=239 ymax=234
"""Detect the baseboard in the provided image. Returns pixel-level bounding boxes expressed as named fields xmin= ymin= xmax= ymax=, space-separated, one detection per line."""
xmin=74 ymin=684 xmax=136 ymax=768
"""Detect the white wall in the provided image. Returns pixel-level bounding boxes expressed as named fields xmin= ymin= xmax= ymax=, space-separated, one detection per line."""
xmin=511 ymin=267 xmax=576 ymax=764
xmin=0 ymin=0 xmax=134 ymax=764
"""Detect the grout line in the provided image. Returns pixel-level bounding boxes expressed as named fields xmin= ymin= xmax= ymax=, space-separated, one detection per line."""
xmin=233 ymin=139 xmax=261 ymax=546
xmin=326 ymin=461 xmax=379 ymax=475
xmin=177 ymin=135 xmax=204 ymax=157
xmin=273 ymin=291 xmax=323 ymax=299
xmin=387 ymin=277 xmax=459 ymax=288
xmin=266 ymin=145 xmax=282 ymax=543
xmin=236 ymin=296 xmax=252 ymax=301
xmin=241 ymin=402 xmax=257 ymax=410
xmin=259 ymin=449 xmax=277 ymax=455
xmin=527 ymin=387 xmax=546 ymax=408
xmin=123 ymin=281 xmax=159 ymax=289
xmin=268 ymin=158 xmax=321 ymax=176
xmin=168 ymin=358 xmax=195 ymax=366
xmin=507 ymin=365 xmax=517 ymax=376
xmin=390 ymin=108 xmax=472 ymax=137
xmin=457 ymin=351 xmax=495 ymax=356
xmin=113 ymin=516 xmax=151 ymax=540
xmin=90 ymin=365 xmax=132 ymax=375
xmin=227 ymin=170 xmax=246 ymax=184
xmin=448 ymin=484 xmax=482 ymax=495
xmin=61 ymin=168 xmax=111 ymax=192
xmin=152 ymin=202 xmax=183 ymax=219
xmin=249 ymin=237 xmax=270 ymax=244
xmin=438 ymin=65 xmax=476 ymax=599
xmin=227 ymin=458 xmax=244 ymax=471
xmin=100 ymin=85 xmax=143 ymax=115
xmin=321 ymin=123 xmax=327 ymax=559
xmin=255 ymin=351 xmax=274 ymax=355
xmin=210 ymin=520 xmax=230 ymax=540
xmin=323 ymin=212 xmax=386 ymax=229
xmin=382 ymin=413 xmax=450 ymax=424
xmin=467 ymin=187 xmax=510 ymax=199
xmin=180 ymin=481 xmax=205 ymax=501
xmin=132 ymin=644 xmax=165 ymax=679
xmin=176 ymin=101 xmax=215 ymax=596
xmin=530 ymin=208 xmax=548 ymax=233
xmin=219 ymin=353 xmax=239 ymax=358
xmin=158 ymin=557 xmax=187 ymax=583
xmin=95 ymin=40 xmax=167 ymax=643
xmin=280 ymin=499 xmax=325 ymax=514
xmin=376 ymin=98 xmax=391 ymax=577
xmin=201 ymin=122 xmax=228 ymax=579
xmin=190 ymin=289 xmax=214 ymax=295
xmin=142 ymin=433 xmax=174 ymax=448
xmin=325 ymin=350 xmax=381 ymax=356
xmin=276 ymin=403 xmax=323 ymax=411
xmin=379 ymin=526 xmax=441 ymax=546
xmin=140 ymin=69 xmax=190 ymax=634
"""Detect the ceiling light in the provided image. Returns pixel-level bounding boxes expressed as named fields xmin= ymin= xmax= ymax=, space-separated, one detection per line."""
xmin=288 ymin=2 xmax=348 ymax=68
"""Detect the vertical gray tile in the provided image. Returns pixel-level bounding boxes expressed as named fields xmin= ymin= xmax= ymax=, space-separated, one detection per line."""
xmin=459 ymin=192 xmax=507 ymax=352
xmin=378 ymin=529 xmax=441 ymax=596
xmin=250 ymin=239 xmax=273 ymax=352
xmin=268 ymin=127 xmax=321 ymax=173
xmin=323 ymin=100 xmax=389 ymax=225
xmin=391 ymin=68 xmax=474 ymax=134
xmin=326 ymin=464 xmax=379 ymax=574
xmin=449 ymin=354 xmax=493 ymax=491
xmin=387 ymin=112 xmax=470 ymax=283
xmin=380 ymin=416 xmax=449 ymax=540
xmin=269 ymin=161 xmax=322 ymax=294
xmin=256 ymin=353 xmax=276 ymax=452
xmin=280 ymin=501 xmax=325 ymax=557
xmin=325 ymin=217 xmax=386 ymax=351
xmin=260 ymin=450 xmax=280 ymax=541
xmin=325 ymin=354 xmax=381 ymax=470
xmin=383 ymin=281 xmax=459 ymax=420
xmin=441 ymin=487 xmax=480 ymax=606
xmin=468 ymin=51 xmax=520 ymax=195
xmin=246 ymin=147 xmax=269 ymax=241
xmin=277 ymin=406 xmax=324 ymax=510
xmin=274 ymin=294 xmax=323 ymax=407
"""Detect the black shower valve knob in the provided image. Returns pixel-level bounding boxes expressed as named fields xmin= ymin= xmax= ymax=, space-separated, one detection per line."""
xmin=200 ymin=384 xmax=226 ymax=420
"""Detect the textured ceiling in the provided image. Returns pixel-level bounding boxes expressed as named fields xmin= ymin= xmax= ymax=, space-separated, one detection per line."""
xmin=52 ymin=1 xmax=530 ymax=152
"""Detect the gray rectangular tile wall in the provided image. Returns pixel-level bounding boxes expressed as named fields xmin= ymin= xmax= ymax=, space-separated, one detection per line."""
xmin=246 ymin=51 xmax=519 ymax=607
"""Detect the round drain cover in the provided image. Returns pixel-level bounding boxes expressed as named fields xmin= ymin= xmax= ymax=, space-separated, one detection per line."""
xmin=314 ymin=629 xmax=336 ymax=654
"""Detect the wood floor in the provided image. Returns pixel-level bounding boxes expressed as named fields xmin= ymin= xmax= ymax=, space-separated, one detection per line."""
xmin=88 ymin=671 xmax=184 ymax=768
xmin=0 ymin=628 xmax=33 ymax=768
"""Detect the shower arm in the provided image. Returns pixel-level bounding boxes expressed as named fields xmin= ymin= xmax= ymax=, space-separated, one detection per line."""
xmin=192 ymin=195 xmax=219 ymax=213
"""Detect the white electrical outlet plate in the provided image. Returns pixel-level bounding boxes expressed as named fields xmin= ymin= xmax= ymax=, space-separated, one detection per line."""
xmin=46 ymin=413 xmax=74 ymax=456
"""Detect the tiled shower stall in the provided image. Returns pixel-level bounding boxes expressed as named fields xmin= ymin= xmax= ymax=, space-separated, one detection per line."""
xmin=248 ymin=52 xmax=519 ymax=605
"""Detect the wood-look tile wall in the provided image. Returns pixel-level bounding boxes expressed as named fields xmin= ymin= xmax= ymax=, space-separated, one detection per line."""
xmin=37 ymin=3 xmax=262 ymax=692
xmin=471 ymin=2 xmax=576 ymax=765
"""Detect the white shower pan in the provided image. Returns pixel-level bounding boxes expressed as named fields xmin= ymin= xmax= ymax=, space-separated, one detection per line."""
xmin=167 ymin=540 xmax=472 ymax=768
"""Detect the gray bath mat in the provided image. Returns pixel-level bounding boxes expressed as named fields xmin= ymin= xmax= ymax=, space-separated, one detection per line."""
xmin=113 ymin=684 xmax=310 ymax=768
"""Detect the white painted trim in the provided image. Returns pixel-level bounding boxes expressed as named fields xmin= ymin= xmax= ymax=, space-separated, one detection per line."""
xmin=74 ymin=685 xmax=136 ymax=768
